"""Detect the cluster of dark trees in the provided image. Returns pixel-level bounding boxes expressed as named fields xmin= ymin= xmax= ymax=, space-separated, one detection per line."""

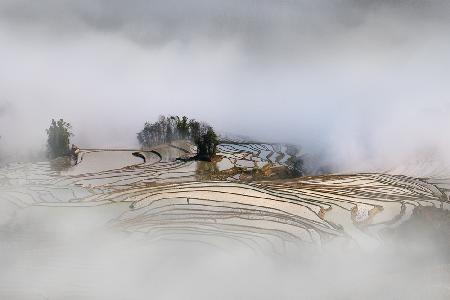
xmin=44 ymin=115 xmax=219 ymax=162
xmin=137 ymin=115 xmax=219 ymax=161
xmin=46 ymin=118 xmax=73 ymax=159
xmin=137 ymin=115 xmax=188 ymax=146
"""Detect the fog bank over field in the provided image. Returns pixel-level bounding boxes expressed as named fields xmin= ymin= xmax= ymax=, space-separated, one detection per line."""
xmin=1 ymin=0 xmax=450 ymax=174
xmin=0 ymin=203 xmax=448 ymax=300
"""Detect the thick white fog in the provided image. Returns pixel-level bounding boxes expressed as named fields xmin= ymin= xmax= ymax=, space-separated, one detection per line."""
xmin=1 ymin=0 xmax=450 ymax=174
xmin=0 ymin=204 xmax=448 ymax=300
xmin=1 ymin=2 xmax=450 ymax=299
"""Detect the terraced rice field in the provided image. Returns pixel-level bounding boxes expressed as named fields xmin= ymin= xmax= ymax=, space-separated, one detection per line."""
xmin=0 ymin=142 xmax=449 ymax=253
xmin=216 ymin=143 xmax=297 ymax=170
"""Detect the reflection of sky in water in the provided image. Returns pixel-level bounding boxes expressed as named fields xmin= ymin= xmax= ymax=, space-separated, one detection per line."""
xmin=0 ymin=144 xmax=449 ymax=299
xmin=62 ymin=151 xmax=143 ymax=176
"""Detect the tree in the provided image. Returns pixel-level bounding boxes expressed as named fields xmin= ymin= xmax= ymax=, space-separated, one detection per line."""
xmin=193 ymin=123 xmax=218 ymax=161
xmin=46 ymin=118 xmax=73 ymax=159
xmin=137 ymin=115 xmax=219 ymax=161
xmin=189 ymin=120 xmax=219 ymax=161
xmin=174 ymin=115 xmax=190 ymax=139
xmin=165 ymin=122 xmax=173 ymax=142
xmin=188 ymin=119 xmax=200 ymax=143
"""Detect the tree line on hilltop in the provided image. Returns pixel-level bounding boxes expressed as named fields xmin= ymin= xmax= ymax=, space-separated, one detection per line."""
xmin=43 ymin=115 xmax=219 ymax=162
xmin=137 ymin=115 xmax=219 ymax=161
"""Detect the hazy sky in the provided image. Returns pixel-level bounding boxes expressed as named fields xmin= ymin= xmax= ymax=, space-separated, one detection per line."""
xmin=1 ymin=0 xmax=450 ymax=173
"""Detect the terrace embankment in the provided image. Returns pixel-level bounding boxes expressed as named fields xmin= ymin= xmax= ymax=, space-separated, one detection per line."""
xmin=1 ymin=140 xmax=449 ymax=253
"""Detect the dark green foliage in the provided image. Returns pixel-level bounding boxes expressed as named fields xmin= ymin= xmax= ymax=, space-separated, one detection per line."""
xmin=194 ymin=125 xmax=219 ymax=161
xmin=137 ymin=115 xmax=175 ymax=146
xmin=188 ymin=120 xmax=201 ymax=143
xmin=46 ymin=119 xmax=73 ymax=159
xmin=174 ymin=116 xmax=190 ymax=139
xmin=137 ymin=115 xmax=219 ymax=161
